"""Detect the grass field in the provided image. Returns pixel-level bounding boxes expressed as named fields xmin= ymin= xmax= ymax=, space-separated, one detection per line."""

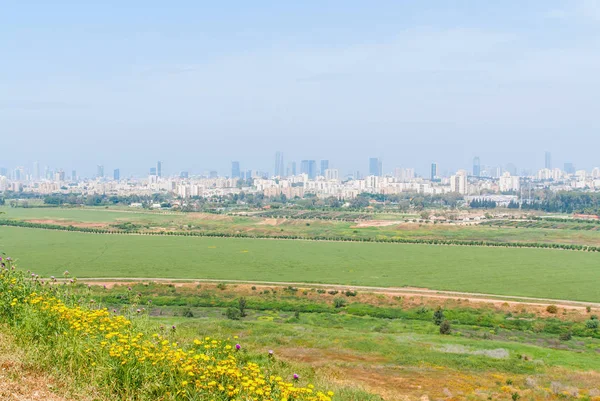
xmin=2 ymin=226 xmax=600 ymax=302
xmin=5 ymin=205 xmax=600 ymax=246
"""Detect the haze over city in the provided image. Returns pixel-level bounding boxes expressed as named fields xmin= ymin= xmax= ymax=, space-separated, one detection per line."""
xmin=2 ymin=1 xmax=600 ymax=176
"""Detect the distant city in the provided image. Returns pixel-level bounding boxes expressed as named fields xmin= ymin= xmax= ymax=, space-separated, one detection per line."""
xmin=1 ymin=151 xmax=599 ymax=201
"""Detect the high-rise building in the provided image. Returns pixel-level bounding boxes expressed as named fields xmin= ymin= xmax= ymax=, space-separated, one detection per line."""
xmin=157 ymin=161 xmax=162 ymax=178
xmin=180 ymin=171 xmax=189 ymax=179
xmin=71 ymin=170 xmax=77 ymax=181
xmin=245 ymin=170 xmax=252 ymax=180
xmin=320 ymin=160 xmax=329 ymax=176
xmin=274 ymin=152 xmax=284 ymax=177
xmin=473 ymin=157 xmax=481 ymax=177
xmin=505 ymin=163 xmax=518 ymax=176
xmin=287 ymin=162 xmax=297 ymax=176
xmin=564 ymin=162 xmax=575 ymax=175
xmin=209 ymin=171 xmax=218 ymax=178
xmin=55 ymin=170 xmax=66 ymax=181
xmin=231 ymin=161 xmax=241 ymax=178
xmin=0 ymin=167 xmax=7 ymax=177
xmin=33 ymin=161 xmax=40 ymax=181
xmin=545 ymin=151 xmax=552 ymax=170
xmin=300 ymin=160 xmax=317 ymax=179
xmin=450 ymin=170 xmax=468 ymax=194
xmin=431 ymin=163 xmax=438 ymax=181
xmin=113 ymin=168 xmax=120 ymax=181
xmin=325 ymin=169 xmax=339 ymax=181
xmin=369 ymin=157 xmax=382 ymax=176
xmin=150 ymin=167 xmax=157 ymax=175
xmin=97 ymin=165 xmax=104 ymax=178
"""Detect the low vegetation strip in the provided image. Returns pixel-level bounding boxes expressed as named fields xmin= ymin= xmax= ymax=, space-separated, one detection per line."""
xmin=2 ymin=218 xmax=600 ymax=252
xmin=0 ymin=257 xmax=333 ymax=401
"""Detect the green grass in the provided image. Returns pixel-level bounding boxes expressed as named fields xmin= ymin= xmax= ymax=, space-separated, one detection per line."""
xmin=6 ymin=205 xmax=600 ymax=247
xmin=2 ymin=226 xmax=600 ymax=302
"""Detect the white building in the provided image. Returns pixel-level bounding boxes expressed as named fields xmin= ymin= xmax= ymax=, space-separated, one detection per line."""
xmin=499 ymin=172 xmax=520 ymax=192
xmin=450 ymin=170 xmax=468 ymax=194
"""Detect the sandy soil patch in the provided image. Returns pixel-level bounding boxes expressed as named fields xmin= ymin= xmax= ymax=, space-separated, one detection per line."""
xmin=352 ymin=220 xmax=403 ymax=228
xmin=26 ymin=219 xmax=108 ymax=229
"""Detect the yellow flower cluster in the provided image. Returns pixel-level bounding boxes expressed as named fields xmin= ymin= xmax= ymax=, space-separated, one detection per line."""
xmin=1 ymin=266 xmax=333 ymax=401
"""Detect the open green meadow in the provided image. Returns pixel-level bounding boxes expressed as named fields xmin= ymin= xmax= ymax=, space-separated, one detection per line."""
xmin=2 ymin=225 xmax=600 ymax=302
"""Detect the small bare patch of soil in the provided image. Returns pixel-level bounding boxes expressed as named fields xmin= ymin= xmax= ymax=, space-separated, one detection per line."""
xmin=26 ymin=219 xmax=108 ymax=229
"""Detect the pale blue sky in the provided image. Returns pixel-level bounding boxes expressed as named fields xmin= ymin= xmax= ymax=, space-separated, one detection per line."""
xmin=1 ymin=1 xmax=599 ymax=177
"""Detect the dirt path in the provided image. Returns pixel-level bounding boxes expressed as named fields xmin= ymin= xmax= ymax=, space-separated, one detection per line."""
xmin=76 ymin=277 xmax=600 ymax=311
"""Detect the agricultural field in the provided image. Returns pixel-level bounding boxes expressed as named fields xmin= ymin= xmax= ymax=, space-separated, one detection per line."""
xmin=4 ymin=205 xmax=600 ymax=246
xmin=2 ymin=225 xmax=600 ymax=302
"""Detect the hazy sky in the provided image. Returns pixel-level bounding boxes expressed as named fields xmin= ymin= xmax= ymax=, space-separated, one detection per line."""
xmin=1 ymin=1 xmax=599 ymax=177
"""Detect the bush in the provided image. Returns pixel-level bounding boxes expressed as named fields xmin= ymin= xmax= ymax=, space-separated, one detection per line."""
xmin=344 ymin=290 xmax=358 ymax=297
xmin=217 ymin=283 xmax=227 ymax=291
xmin=334 ymin=297 xmax=347 ymax=308
xmin=251 ymin=286 xmax=256 ymax=291
xmin=546 ymin=305 xmax=558 ymax=314
xmin=238 ymin=297 xmax=247 ymax=317
xmin=585 ymin=319 xmax=599 ymax=329
xmin=182 ymin=308 xmax=194 ymax=318
xmin=587 ymin=306 xmax=592 ymax=313
xmin=433 ymin=307 xmax=445 ymax=325
xmin=226 ymin=307 xmax=241 ymax=320
xmin=327 ymin=290 xmax=339 ymax=295
xmin=439 ymin=320 xmax=451 ymax=335
xmin=559 ymin=331 xmax=572 ymax=341
xmin=316 ymin=289 xmax=326 ymax=294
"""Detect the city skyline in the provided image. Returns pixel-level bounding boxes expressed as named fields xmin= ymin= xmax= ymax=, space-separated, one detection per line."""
xmin=0 ymin=150 xmax=593 ymax=181
xmin=2 ymin=2 xmax=599 ymax=177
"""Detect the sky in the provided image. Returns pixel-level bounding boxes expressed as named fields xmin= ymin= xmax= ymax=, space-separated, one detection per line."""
xmin=1 ymin=0 xmax=599 ymax=177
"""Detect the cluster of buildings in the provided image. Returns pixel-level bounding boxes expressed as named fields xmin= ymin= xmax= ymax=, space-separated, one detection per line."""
xmin=2 ymin=153 xmax=600 ymax=201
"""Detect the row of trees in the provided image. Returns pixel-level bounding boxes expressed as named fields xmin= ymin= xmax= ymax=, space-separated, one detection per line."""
xmin=469 ymin=199 xmax=497 ymax=209
xmin=2 ymin=219 xmax=600 ymax=253
xmin=521 ymin=191 xmax=600 ymax=216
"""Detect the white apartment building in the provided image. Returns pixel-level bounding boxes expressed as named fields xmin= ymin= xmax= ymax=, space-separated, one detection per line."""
xmin=450 ymin=170 xmax=468 ymax=194
xmin=499 ymin=172 xmax=520 ymax=192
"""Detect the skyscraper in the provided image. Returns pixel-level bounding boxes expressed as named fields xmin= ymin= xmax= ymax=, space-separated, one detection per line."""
xmin=300 ymin=160 xmax=317 ymax=179
xmin=97 ymin=165 xmax=104 ymax=178
xmin=231 ymin=161 xmax=240 ymax=178
xmin=157 ymin=161 xmax=162 ymax=178
xmin=33 ymin=161 xmax=40 ymax=181
xmin=473 ymin=157 xmax=481 ymax=177
xmin=545 ymin=151 xmax=552 ymax=170
xmin=369 ymin=157 xmax=382 ymax=176
xmin=113 ymin=168 xmax=120 ymax=181
xmin=71 ymin=170 xmax=77 ymax=181
xmin=180 ymin=171 xmax=189 ymax=179
xmin=288 ymin=162 xmax=297 ymax=176
xmin=564 ymin=162 xmax=575 ymax=174
xmin=0 ymin=167 xmax=7 ymax=177
xmin=320 ymin=160 xmax=329 ymax=176
xmin=274 ymin=152 xmax=284 ymax=177
xmin=431 ymin=163 xmax=438 ymax=181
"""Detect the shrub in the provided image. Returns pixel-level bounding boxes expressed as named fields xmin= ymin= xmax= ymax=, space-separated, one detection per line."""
xmin=182 ymin=308 xmax=194 ymax=318
xmin=344 ymin=290 xmax=358 ymax=297
xmin=226 ymin=307 xmax=241 ymax=320
xmin=334 ymin=297 xmax=347 ymax=308
xmin=238 ymin=297 xmax=247 ymax=317
xmin=251 ymin=286 xmax=256 ymax=290
xmin=217 ymin=283 xmax=227 ymax=291
xmin=327 ymin=290 xmax=339 ymax=295
xmin=559 ymin=331 xmax=572 ymax=341
xmin=316 ymin=289 xmax=326 ymax=294
xmin=585 ymin=319 xmax=599 ymax=329
xmin=439 ymin=320 xmax=451 ymax=335
xmin=587 ymin=306 xmax=592 ymax=313
xmin=433 ymin=307 xmax=445 ymax=325
xmin=546 ymin=305 xmax=558 ymax=314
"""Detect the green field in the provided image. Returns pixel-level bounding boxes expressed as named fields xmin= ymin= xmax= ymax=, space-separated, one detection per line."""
xmin=5 ymin=205 xmax=600 ymax=247
xmin=2 ymin=226 xmax=600 ymax=302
